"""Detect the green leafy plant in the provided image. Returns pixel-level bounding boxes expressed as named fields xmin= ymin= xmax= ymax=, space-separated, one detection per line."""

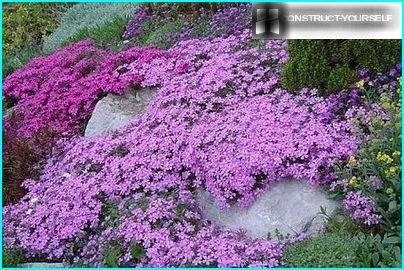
xmin=2 ymin=45 xmax=42 ymax=78
xmin=327 ymin=65 xmax=357 ymax=94
xmin=327 ymin=77 xmax=402 ymax=267
xmin=3 ymin=3 xmax=70 ymax=55
xmin=266 ymin=228 xmax=291 ymax=241
xmin=354 ymin=232 xmax=402 ymax=267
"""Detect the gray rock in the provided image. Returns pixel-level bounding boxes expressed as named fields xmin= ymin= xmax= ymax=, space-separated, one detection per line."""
xmin=85 ymin=88 xmax=156 ymax=137
xmin=197 ymin=179 xmax=339 ymax=239
xmin=21 ymin=262 xmax=64 ymax=268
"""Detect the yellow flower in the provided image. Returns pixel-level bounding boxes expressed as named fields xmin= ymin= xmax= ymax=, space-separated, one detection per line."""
xmin=386 ymin=166 xmax=399 ymax=177
xmin=347 ymin=156 xmax=357 ymax=167
xmin=356 ymin=80 xmax=365 ymax=89
xmin=392 ymin=151 xmax=401 ymax=157
xmin=349 ymin=176 xmax=358 ymax=187
xmin=377 ymin=152 xmax=393 ymax=164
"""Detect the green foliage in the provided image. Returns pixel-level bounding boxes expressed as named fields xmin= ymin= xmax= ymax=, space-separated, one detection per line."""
xmin=266 ymin=228 xmax=291 ymax=241
xmin=3 ymin=45 xmax=42 ymax=78
xmin=131 ymin=243 xmax=146 ymax=260
xmin=69 ymin=262 xmax=92 ymax=268
xmin=336 ymin=79 xmax=401 ymax=231
xmin=42 ymin=3 xmax=138 ymax=53
xmin=133 ymin=17 xmax=185 ymax=49
xmin=101 ymin=201 xmax=120 ymax=227
xmin=327 ymin=65 xmax=357 ymax=94
xmin=282 ymin=40 xmax=331 ymax=95
xmin=192 ymin=16 xmax=210 ymax=38
xmin=283 ymin=233 xmax=362 ymax=267
xmin=327 ymin=78 xmax=402 ymax=267
xmin=354 ymin=232 xmax=402 ymax=267
xmin=2 ymin=248 xmax=24 ymax=268
xmin=2 ymin=3 xmax=70 ymax=77
xmin=2 ymin=3 xmax=70 ymax=55
xmin=281 ymin=40 xmax=401 ymax=95
xmin=103 ymin=240 xmax=122 ymax=268
xmin=63 ymin=16 xmax=129 ymax=50
xmin=104 ymin=247 xmax=121 ymax=268
xmin=318 ymin=206 xmax=362 ymax=235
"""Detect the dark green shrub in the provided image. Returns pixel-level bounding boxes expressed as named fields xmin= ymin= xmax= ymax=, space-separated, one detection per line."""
xmin=131 ymin=243 xmax=146 ymax=260
xmin=349 ymin=40 xmax=402 ymax=72
xmin=2 ymin=248 xmax=24 ymax=268
xmin=327 ymin=65 xmax=357 ymax=94
xmin=283 ymin=233 xmax=362 ymax=267
xmin=281 ymin=40 xmax=331 ymax=94
xmin=281 ymin=40 xmax=401 ymax=95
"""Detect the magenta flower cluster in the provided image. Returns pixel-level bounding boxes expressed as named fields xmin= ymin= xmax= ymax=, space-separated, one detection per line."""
xmin=3 ymin=39 xmax=172 ymax=141
xmin=3 ymin=29 xmax=360 ymax=267
xmin=343 ymin=191 xmax=381 ymax=225
xmin=123 ymin=5 xmax=150 ymax=39
xmin=123 ymin=4 xmax=251 ymax=44
xmin=207 ymin=4 xmax=251 ymax=38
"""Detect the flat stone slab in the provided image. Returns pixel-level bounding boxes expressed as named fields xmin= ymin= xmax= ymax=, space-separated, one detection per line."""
xmin=21 ymin=262 xmax=64 ymax=268
xmin=197 ymin=179 xmax=339 ymax=238
xmin=85 ymin=88 xmax=156 ymax=137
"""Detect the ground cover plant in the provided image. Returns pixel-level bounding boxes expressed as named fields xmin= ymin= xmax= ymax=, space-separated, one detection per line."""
xmin=2 ymin=3 xmax=402 ymax=268
xmin=42 ymin=3 xmax=138 ymax=53
xmin=123 ymin=4 xmax=251 ymax=49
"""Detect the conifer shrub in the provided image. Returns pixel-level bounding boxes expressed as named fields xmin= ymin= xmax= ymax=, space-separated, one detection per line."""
xmin=281 ymin=40 xmax=401 ymax=95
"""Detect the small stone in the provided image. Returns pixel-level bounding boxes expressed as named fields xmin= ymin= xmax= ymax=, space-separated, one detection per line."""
xmin=21 ymin=262 xmax=64 ymax=268
xmin=85 ymin=88 xmax=156 ymax=137
xmin=197 ymin=179 xmax=339 ymax=238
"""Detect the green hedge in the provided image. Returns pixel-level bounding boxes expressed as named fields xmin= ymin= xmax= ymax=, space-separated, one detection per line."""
xmin=281 ymin=40 xmax=402 ymax=95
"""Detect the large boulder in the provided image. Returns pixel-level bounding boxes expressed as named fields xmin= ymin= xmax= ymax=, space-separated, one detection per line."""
xmin=85 ymin=88 xmax=156 ymax=137
xmin=197 ymin=179 xmax=339 ymax=238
